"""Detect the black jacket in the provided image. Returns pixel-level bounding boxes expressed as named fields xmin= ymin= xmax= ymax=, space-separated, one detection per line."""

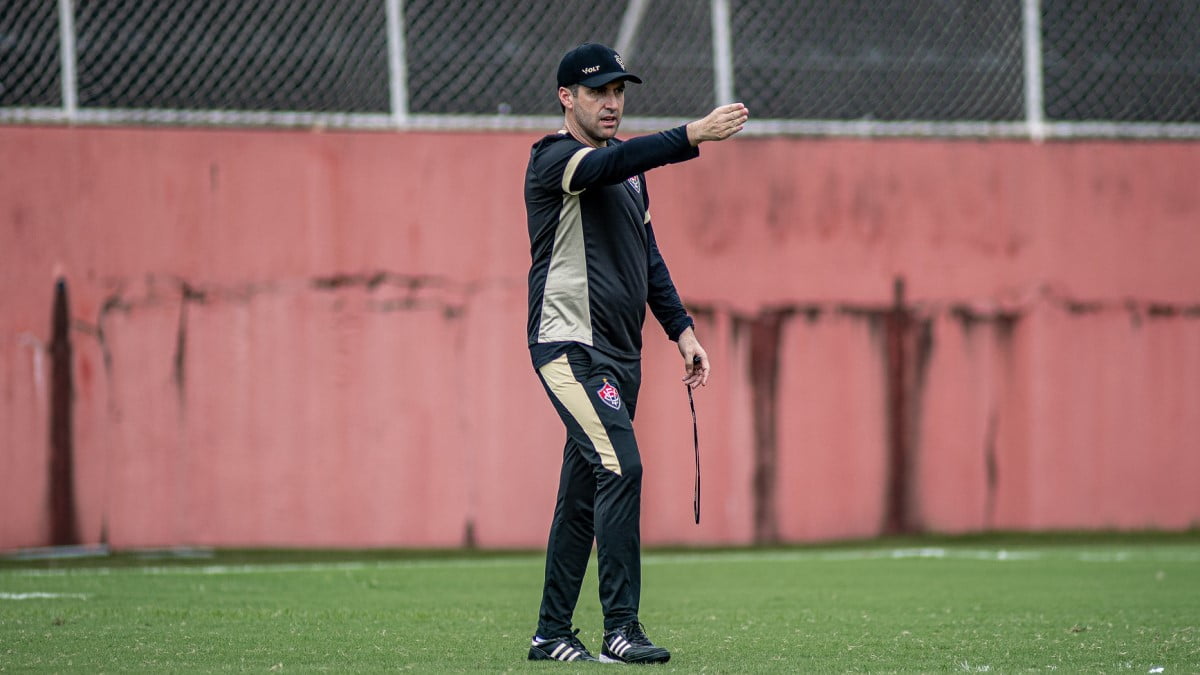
xmin=525 ymin=126 xmax=698 ymax=366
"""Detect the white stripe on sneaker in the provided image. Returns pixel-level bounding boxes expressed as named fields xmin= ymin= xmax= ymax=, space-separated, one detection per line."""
xmin=548 ymin=642 xmax=582 ymax=662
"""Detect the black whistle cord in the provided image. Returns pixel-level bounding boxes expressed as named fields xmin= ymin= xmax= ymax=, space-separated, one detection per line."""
xmin=687 ymin=385 xmax=700 ymax=524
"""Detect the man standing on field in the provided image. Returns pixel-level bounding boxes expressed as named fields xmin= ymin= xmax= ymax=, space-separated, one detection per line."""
xmin=524 ymin=42 xmax=749 ymax=664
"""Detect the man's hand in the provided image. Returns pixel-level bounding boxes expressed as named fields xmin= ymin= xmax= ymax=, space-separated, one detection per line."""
xmin=677 ymin=326 xmax=710 ymax=388
xmin=686 ymin=102 xmax=750 ymax=146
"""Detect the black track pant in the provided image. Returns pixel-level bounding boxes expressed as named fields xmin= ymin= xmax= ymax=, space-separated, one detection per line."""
xmin=534 ymin=344 xmax=643 ymax=637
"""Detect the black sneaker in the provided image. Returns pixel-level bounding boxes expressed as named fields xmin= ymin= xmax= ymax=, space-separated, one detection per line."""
xmin=600 ymin=622 xmax=671 ymax=664
xmin=528 ymin=628 xmax=600 ymax=662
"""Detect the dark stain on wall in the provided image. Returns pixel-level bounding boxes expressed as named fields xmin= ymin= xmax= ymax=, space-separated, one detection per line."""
xmin=746 ymin=308 xmax=789 ymax=544
xmin=882 ymin=278 xmax=933 ymax=535
xmin=173 ymin=283 xmax=208 ymax=411
xmin=49 ymin=278 xmax=80 ymax=546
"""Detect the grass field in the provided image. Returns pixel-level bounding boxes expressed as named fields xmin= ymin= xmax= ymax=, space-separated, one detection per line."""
xmin=2 ymin=534 xmax=1198 ymax=672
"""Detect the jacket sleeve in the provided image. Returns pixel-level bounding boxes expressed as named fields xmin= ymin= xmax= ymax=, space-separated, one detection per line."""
xmin=564 ymin=126 xmax=699 ymax=194
xmin=644 ymin=188 xmax=695 ymax=341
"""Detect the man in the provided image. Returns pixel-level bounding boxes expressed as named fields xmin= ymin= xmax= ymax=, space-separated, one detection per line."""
xmin=524 ymin=42 xmax=748 ymax=664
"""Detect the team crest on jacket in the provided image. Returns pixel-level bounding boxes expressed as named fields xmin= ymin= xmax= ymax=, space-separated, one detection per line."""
xmin=626 ymin=175 xmax=641 ymax=193
xmin=597 ymin=379 xmax=622 ymax=410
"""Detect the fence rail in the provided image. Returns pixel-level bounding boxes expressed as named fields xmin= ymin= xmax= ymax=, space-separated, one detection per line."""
xmin=2 ymin=0 xmax=1198 ymax=139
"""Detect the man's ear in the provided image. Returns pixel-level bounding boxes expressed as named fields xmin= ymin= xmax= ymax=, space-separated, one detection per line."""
xmin=558 ymin=86 xmax=573 ymax=110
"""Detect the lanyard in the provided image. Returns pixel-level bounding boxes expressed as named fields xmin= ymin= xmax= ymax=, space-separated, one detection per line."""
xmin=686 ymin=383 xmax=700 ymax=525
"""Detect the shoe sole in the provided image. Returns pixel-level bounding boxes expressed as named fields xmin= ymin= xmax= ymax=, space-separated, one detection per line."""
xmin=599 ymin=652 xmax=671 ymax=664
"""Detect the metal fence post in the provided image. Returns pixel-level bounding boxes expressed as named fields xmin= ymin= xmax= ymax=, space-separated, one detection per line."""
xmin=385 ymin=0 xmax=410 ymax=128
xmin=616 ymin=0 xmax=650 ymax=62
xmin=1023 ymin=0 xmax=1045 ymax=141
xmin=57 ymin=0 xmax=78 ymax=121
xmin=711 ymin=0 xmax=735 ymax=105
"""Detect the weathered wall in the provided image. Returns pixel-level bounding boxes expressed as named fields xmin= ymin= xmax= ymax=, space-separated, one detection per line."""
xmin=3 ymin=126 xmax=1199 ymax=550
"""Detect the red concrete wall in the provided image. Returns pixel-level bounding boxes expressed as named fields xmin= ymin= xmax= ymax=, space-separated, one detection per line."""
xmin=2 ymin=126 xmax=1198 ymax=550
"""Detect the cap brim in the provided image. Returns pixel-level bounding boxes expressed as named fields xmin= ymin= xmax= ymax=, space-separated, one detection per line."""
xmin=578 ymin=72 xmax=643 ymax=88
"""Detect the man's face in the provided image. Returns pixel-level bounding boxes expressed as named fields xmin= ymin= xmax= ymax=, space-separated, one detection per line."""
xmin=562 ymin=80 xmax=626 ymax=146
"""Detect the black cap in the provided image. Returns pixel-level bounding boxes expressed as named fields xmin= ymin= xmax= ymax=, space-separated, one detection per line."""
xmin=556 ymin=43 xmax=643 ymax=89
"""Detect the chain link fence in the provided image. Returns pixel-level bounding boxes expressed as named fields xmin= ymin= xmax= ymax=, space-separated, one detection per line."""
xmin=2 ymin=0 xmax=1198 ymax=138
xmin=1044 ymin=0 xmax=1200 ymax=123
xmin=732 ymin=1 xmax=1025 ymax=122
xmin=72 ymin=1 xmax=389 ymax=113
xmin=1 ymin=0 xmax=61 ymax=107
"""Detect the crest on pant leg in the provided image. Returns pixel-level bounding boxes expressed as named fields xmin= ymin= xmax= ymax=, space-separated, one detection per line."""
xmin=596 ymin=378 xmax=621 ymax=410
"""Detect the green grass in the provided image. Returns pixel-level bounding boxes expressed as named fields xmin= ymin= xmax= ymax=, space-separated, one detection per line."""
xmin=2 ymin=535 xmax=1198 ymax=672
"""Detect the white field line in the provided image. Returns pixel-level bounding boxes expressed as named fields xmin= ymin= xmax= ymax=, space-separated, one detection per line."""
xmin=3 ymin=546 xmax=1199 ymax=578
xmin=647 ymin=546 xmax=1200 ymax=565
xmin=0 ymin=592 xmax=90 ymax=600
